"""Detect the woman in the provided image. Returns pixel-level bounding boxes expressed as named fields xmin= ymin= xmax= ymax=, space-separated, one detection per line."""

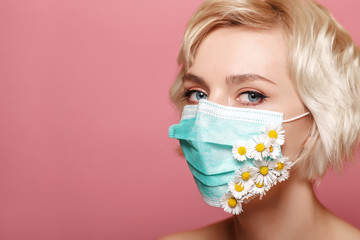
xmin=163 ymin=0 xmax=360 ymax=239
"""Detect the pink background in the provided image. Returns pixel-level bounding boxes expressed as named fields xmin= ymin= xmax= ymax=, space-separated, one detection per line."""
xmin=0 ymin=0 xmax=359 ymax=239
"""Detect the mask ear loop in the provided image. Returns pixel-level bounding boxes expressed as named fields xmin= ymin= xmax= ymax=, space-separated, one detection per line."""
xmin=282 ymin=111 xmax=311 ymax=167
xmin=282 ymin=112 xmax=310 ymax=123
xmin=292 ymin=159 xmax=300 ymax=166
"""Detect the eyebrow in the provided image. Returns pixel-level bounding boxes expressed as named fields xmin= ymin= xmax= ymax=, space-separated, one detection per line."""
xmin=182 ymin=73 xmax=210 ymax=89
xmin=226 ymin=74 xmax=277 ymax=86
xmin=182 ymin=73 xmax=276 ymax=86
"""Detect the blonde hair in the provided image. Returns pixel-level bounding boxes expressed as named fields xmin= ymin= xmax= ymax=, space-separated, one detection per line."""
xmin=170 ymin=0 xmax=360 ymax=180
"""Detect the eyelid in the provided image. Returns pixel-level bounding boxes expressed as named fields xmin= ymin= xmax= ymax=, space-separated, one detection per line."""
xmin=236 ymin=89 xmax=268 ymax=106
xmin=181 ymin=88 xmax=209 ymax=105
xmin=237 ymin=88 xmax=266 ymax=96
xmin=185 ymin=87 xmax=208 ymax=95
xmin=182 ymin=79 xmax=210 ymax=94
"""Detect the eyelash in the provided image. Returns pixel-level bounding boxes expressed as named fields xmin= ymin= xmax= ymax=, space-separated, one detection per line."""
xmin=237 ymin=90 xmax=268 ymax=106
xmin=180 ymin=89 xmax=208 ymax=104
xmin=180 ymin=89 xmax=268 ymax=105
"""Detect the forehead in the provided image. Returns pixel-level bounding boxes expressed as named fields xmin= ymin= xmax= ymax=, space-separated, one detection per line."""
xmin=188 ymin=26 xmax=289 ymax=84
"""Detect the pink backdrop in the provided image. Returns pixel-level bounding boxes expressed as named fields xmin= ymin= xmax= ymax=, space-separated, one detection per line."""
xmin=0 ymin=0 xmax=359 ymax=239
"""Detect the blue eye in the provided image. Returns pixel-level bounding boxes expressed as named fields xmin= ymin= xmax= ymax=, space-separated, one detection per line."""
xmin=194 ymin=91 xmax=207 ymax=100
xmin=238 ymin=91 xmax=267 ymax=105
xmin=248 ymin=92 xmax=260 ymax=102
xmin=184 ymin=90 xmax=208 ymax=104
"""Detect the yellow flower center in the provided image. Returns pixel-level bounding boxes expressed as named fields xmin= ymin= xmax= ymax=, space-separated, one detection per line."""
xmin=255 ymin=182 xmax=264 ymax=188
xmin=268 ymin=130 xmax=278 ymax=139
xmin=260 ymin=166 xmax=268 ymax=175
xmin=256 ymin=143 xmax=265 ymax=152
xmin=235 ymin=182 xmax=244 ymax=192
xmin=241 ymin=172 xmax=251 ymax=181
xmin=276 ymin=162 xmax=284 ymax=170
xmin=237 ymin=146 xmax=246 ymax=155
xmin=228 ymin=197 xmax=237 ymax=208
xmin=269 ymin=146 xmax=273 ymax=152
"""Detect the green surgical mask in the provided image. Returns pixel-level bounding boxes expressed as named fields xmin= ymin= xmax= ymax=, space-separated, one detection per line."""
xmin=169 ymin=99 xmax=309 ymax=214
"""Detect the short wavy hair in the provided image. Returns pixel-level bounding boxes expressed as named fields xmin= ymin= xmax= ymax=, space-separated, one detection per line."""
xmin=170 ymin=0 xmax=360 ymax=180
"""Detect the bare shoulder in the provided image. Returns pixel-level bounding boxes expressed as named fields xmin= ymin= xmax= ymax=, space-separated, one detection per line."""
xmin=332 ymin=218 xmax=360 ymax=239
xmin=325 ymin=210 xmax=360 ymax=239
xmin=158 ymin=217 xmax=235 ymax=240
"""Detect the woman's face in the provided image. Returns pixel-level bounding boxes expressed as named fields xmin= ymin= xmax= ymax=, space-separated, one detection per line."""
xmin=182 ymin=26 xmax=312 ymax=161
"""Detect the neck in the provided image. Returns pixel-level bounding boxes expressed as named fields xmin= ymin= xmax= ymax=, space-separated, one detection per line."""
xmin=232 ymin=171 xmax=327 ymax=240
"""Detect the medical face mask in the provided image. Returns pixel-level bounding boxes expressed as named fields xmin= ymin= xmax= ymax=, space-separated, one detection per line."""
xmin=169 ymin=99 xmax=309 ymax=215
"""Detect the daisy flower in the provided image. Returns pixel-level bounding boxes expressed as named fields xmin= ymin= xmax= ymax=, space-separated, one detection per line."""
xmin=250 ymin=159 xmax=277 ymax=187
xmin=233 ymin=165 xmax=254 ymax=187
xmin=272 ymin=156 xmax=293 ymax=182
xmin=262 ymin=123 xmax=285 ymax=146
xmin=232 ymin=140 xmax=251 ymax=161
xmin=249 ymin=135 xmax=271 ymax=161
xmin=228 ymin=179 xmax=247 ymax=199
xmin=220 ymin=192 xmax=243 ymax=215
xmin=228 ymin=177 xmax=253 ymax=199
xmin=250 ymin=181 xmax=271 ymax=200
xmin=268 ymin=140 xmax=281 ymax=159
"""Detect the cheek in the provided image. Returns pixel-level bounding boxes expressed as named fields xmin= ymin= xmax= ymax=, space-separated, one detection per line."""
xmin=281 ymin=117 xmax=312 ymax=160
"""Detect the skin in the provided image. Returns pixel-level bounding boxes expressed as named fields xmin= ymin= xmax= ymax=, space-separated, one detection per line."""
xmin=160 ymin=27 xmax=360 ymax=240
